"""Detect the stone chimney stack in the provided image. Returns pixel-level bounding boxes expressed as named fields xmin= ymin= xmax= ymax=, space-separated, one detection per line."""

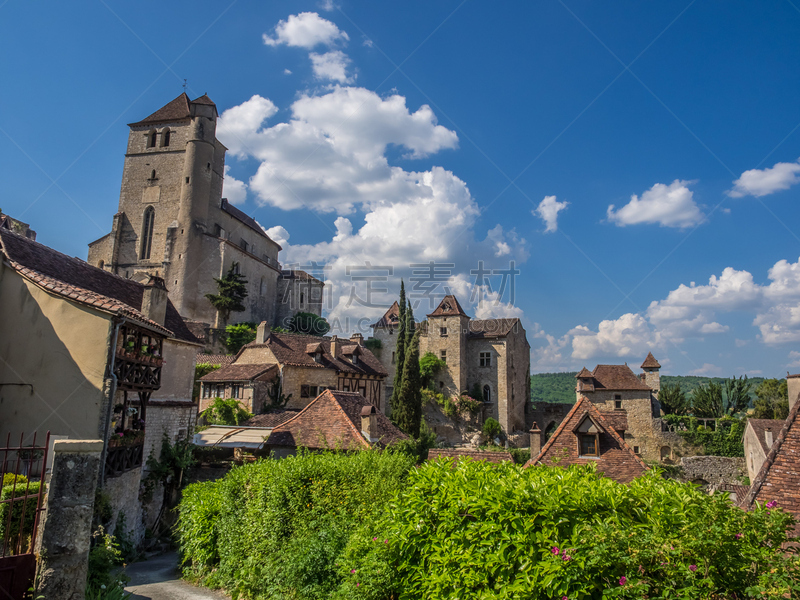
xmin=330 ymin=335 xmax=339 ymax=357
xmin=350 ymin=332 xmax=364 ymax=344
xmin=765 ymin=428 xmax=774 ymax=449
xmin=256 ymin=321 xmax=271 ymax=344
xmin=141 ymin=276 xmax=168 ymax=326
xmin=529 ymin=422 xmax=542 ymax=459
xmin=361 ymin=405 xmax=378 ymax=441
xmin=787 ymin=373 xmax=800 ymax=413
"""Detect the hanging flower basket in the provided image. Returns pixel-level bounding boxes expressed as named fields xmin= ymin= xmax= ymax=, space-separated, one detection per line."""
xmin=109 ymin=429 xmax=145 ymax=448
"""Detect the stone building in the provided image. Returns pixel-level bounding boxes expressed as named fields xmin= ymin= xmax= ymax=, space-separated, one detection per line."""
xmin=525 ymin=396 xmax=648 ymax=483
xmin=264 ymin=389 xmax=407 ymax=458
xmin=743 ymin=418 xmax=784 ymax=483
xmin=0 ymin=227 xmax=200 ymax=545
xmin=87 ymin=92 xmax=323 ymax=334
xmin=199 ymin=322 xmax=388 ymax=413
xmin=370 ymin=295 xmax=529 ymax=435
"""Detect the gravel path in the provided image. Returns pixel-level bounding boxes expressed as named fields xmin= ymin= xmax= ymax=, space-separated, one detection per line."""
xmin=125 ymin=552 xmax=229 ymax=600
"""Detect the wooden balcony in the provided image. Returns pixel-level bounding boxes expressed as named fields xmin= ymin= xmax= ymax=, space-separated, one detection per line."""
xmin=104 ymin=443 xmax=144 ymax=479
xmin=114 ymin=324 xmax=164 ymax=392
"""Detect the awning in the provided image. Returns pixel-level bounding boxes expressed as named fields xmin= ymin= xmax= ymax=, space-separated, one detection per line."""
xmin=193 ymin=425 xmax=272 ymax=449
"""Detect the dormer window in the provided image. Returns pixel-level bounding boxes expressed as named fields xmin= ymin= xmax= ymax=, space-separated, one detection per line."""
xmin=352 ymin=354 xmax=358 ymax=365
xmin=576 ymin=416 xmax=600 ymax=458
xmin=314 ymin=352 xmax=322 ymax=363
xmin=579 ymin=434 xmax=598 ymax=457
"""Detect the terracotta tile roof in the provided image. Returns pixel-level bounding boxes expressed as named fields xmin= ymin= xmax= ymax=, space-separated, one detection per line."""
xmin=576 ymin=367 xmax=593 ymax=378
xmin=129 ymin=93 xmax=192 ymax=127
xmin=428 ymin=449 xmax=514 ymax=463
xmin=200 ymin=363 xmax=277 ymax=382
xmin=0 ymin=228 xmax=198 ymax=343
xmin=525 ymin=397 xmax=648 ymax=483
xmin=280 ymin=269 xmax=323 ymax=285
xmin=427 ymin=295 xmax=469 ymax=318
xmin=243 ymin=409 xmax=301 ymax=428
xmin=184 ymin=320 xmax=209 ymax=342
xmin=191 ymin=94 xmax=217 ymax=107
xmin=742 ymin=398 xmax=800 ymax=522
xmin=196 ymin=354 xmax=234 ymax=367
xmin=370 ymin=301 xmax=401 ymax=328
xmin=747 ymin=419 xmax=785 ymax=455
xmin=641 ymin=352 xmax=661 ymax=369
xmin=220 ymin=199 xmax=280 ymax=247
xmin=245 ymin=332 xmax=387 ymax=376
xmin=467 ymin=318 xmax=523 ymax=339
xmin=601 ymin=410 xmax=629 ymax=432
xmin=265 ymin=389 xmax=407 ymax=450
xmin=590 ymin=364 xmax=652 ymax=391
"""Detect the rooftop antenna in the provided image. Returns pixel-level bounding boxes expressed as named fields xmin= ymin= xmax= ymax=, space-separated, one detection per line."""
xmin=182 ymin=79 xmax=188 ymax=92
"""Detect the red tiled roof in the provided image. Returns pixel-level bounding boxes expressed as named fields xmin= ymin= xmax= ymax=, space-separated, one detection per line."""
xmin=742 ymin=398 xmax=800 ymax=522
xmin=200 ymin=363 xmax=277 ymax=382
xmin=590 ymin=364 xmax=652 ymax=391
xmin=0 ymin=228 xmax=198 ymax=343
xmin=427 ymin=295 xmax=469 ymax=318
xmin=467 ymin=318 xmax=523 ymax=339
xmin=243 ymin=409 xmax=301 ymax=428
xmin=601 ymin=410 xmax=629 ymax=432
xmin=525 ymin=397 xmax=648 ymax=483
xmin=370 ymin=301 xmax=401 ymax=328
xmin=191 ymin=94 xmax=217 ymax=107
xmin=641 ymin=352 xmax=661 ymax=369
xmin=244 ymin=332 xmax=387 ymax=376
xmin=428 ymin=449 xmax=513 ymax=463
xmin=747 ymin=419 xmax=784 ymax=455
xmin=129 ymin=93 xmax=192 ymax=127
xmin=196 ymin=354 xmax=234 ymax=367
xmin=576 ymin=367 xmax=593 ymax=378
xmin=265 ymin=389 xmax=407 ymax=450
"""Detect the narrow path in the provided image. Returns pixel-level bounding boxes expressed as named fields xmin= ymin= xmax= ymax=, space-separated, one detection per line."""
xmin=125 ymin=552 xmax=229 ymax=600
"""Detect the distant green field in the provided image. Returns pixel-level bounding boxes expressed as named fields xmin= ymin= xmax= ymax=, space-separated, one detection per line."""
xmin=530 ymin=372 xmax=768 ymax=405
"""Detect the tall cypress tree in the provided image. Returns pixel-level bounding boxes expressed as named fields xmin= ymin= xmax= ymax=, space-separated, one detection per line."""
xmin=396 ymin=329 xmax=422 ymax=437
xmin=390 ymin=281 xmax=407 ymax=410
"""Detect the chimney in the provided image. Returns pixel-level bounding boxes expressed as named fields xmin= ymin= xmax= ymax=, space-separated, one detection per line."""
xmin=529 ymin=422 xmax=542 ymax=459
xmin=141 ymin=276 xmax=168 ymax=325
xmin=330 ymin=335 xmax=339 ymax=357
xmin=361 ymin=405 xmax=378 ymax=441
xmin=350 ymin=332 xmax=364 ymax=344
xmin=765 ymin=428 xmax=774 ymax=449
xmin=255 ymin=321 xmax=271 ymax=344
xmin=787 ymin=373 xmax=800 ymax=413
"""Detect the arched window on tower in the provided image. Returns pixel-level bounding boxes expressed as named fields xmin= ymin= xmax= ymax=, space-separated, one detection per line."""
xmin=161 ymin=127 xmax=171 ymax=147
xmin=140 ymin=207 xmax=155 ymax=260
xmin=147 ymin=129 xmax=157 ymax=148
xmin=483 ymin=384 xmax=491 ymax=403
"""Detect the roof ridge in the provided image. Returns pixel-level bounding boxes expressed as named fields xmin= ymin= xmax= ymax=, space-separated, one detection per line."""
xmin=331 ymin=391 xmax=371 ymax=448
xmin=527 ymin=397 xmax=586 ymax=464
xmin=742 ymin=397 xmax=800 ymax=508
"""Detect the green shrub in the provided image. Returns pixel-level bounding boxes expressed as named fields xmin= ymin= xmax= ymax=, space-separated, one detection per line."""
xmin=204 ymin=398 xmax=252 ymax=426
xmin=176 ymin=450 xmax=415 ymax=598
xmin=86 ymin=527 xmax=130 ymax=598
xmin=349 ymin=461 xmax=798 ymax=600
xmin=482 ymin=417 xmax=501 ymax=440
xmin=509 ymin=447 xmax=530 ymax=465
xmin=363 ymin=338 xmax=382 ymax=352
xmin=1 ymin=474 xmax=27 ymax=488
xmin=0 ymin=481 xmax=42 ymax=553
xmin=224 ymin=322 xmax=257 ymax=354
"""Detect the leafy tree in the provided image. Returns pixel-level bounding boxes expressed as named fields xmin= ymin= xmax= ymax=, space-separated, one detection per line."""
xmin=691 ymin=376 xmax=750 ymax=418
xmin=482 ymin=417 xmax=502 ymax=441
xmin=394 ymin=329 xmax=422 ymax=437
xmin=390 ymin=281 xmax=407 ymax=412
xmin=288 ymin=311 xmax=330 ymax=335
xmin=205 ymin=262 xmax=248 ymax=325
xmin=753 ymin=378 xmax=789 ymax=419
xmin=419 ymin=352 xmax=446 ymax=389
xmin=205 ymin=398 xmax=252 ymax=426
xmin=659 ymin=383 xmax=689 ymax=415
xmin=225 ymin=322 xmax=256 ymax=354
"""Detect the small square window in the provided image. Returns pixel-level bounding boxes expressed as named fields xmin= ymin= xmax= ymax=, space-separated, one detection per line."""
xmin=579 ymin=434 xmax=598 ymax=457
xmin=440 ymin=327 xmax=448 ymax=337
xmin=633 ymin=446 xmax=640 ymax=454
xmin=301 ymin=385 xmax=310 ymax=398
xmin=614 ymin=394 xmax=621 ymax=400
xmin=615 ymin=400 xmax=622 ymax=409
xmin=479 ymin=352 xmax=491 ymax=367
xmin=440 ymin=350 xmax=447 ymax=363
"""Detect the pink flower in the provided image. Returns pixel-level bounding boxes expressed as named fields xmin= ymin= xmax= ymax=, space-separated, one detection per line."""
xmin=562 ymin=597 xmax=568 ymax=600
xmin=689 ymin=565 xmax=697 ymax=572
xmin=384 ymin=539 xmax=388 ymax=544
xmin=356 ymin=583 xmax=360 ymax=587
xmin=766 ymin=500 xmax=778 ymax=509
xmin=562 ymin=555 xmax=571 ymax=561
xmin=350 ymin=569 xmax=355 ymax=574
xmin=373 ymin=537 xmax=377 ymax=541
xmin=734 ymin=533 xmax=742 ymax=540
xmin=619 ymin=576 xmax=627 ymax=586
xmin=551 ymin=546 xmax=560 ymax=555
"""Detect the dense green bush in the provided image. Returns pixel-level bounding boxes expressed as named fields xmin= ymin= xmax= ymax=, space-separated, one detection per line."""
xmin=177 ymin=450 xmax=415 ymax=598
xmin=225 ymin=322 xmax=257 ymax=354
xmin=204 ymin=398 xmax=253 ymax=426
xmin=663 ymin=415 xmax=745 ymax=457
xmin=0 ymin=481 xmax=42 ymax=553
xmin=482 ymin=417 xmax=502 ymax=440
xmin=340 ymin=460 xmax=799 ymax=599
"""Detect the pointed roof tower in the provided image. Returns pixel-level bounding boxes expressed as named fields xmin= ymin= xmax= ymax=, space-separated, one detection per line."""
xmin=641 ymin=352 xmax=661 ymax=369
xmin=576 ymin=367 xmax=593 ymax=379
xmin=370 ymin=301 xmax=401 ymax=328
xmin=427 ymin=295 xmax=469 ymax=318
xmin=129 ymin=93 xmax=192 ymax=127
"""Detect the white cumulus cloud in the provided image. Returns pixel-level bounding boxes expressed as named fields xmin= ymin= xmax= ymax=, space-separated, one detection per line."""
xmin=222 ymin=165 xmax=247 ymax=205
xmin=571 ymin=313 xmax=655 ymax=361
xmin=534 ymin=195 xmax=568 ymax=233
xmin=728 ymin=158 xmax=800 ymax=198
xmin=310 ymin=50 xmax=353 ymax=83
xmin=607 ymin=180 xmax=704 ymax=229
xmin=263 ymin=12 xmax=349 ymax=48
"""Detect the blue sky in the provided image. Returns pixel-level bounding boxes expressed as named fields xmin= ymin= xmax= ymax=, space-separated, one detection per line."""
xmin=3 ymin=1 xmax=800 ymax=377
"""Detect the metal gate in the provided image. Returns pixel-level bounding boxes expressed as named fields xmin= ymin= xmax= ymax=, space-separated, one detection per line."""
xmin=0 ymin=432 xmax=49 ymax=600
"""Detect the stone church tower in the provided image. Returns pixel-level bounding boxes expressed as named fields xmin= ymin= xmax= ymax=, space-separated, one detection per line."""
xmin=89 ymin=93 xmax=323 ymax=330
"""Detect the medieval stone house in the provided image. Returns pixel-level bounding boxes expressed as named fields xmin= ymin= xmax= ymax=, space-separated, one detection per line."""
xmin=200 ymin=323 xmax=388 ymax=413
xmin=0 ymin=226 xmax=200 ymax=545
xmin=87 ymin=92 xmax=323 ymax=334
xmin=370 ymin=295 xmax=529 ymax=435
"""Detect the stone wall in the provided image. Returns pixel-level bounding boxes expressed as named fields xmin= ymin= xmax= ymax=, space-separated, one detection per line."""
xmin=677 ymin=456 xmax=747 ymax=485
xmin=423 ymin=399 xmax=483 ymax=447
xmin=280 ymin=365 xmax=338 ymax=410
xmin=104 ymin=468 xmax=145 ymax=544
xmin=527 ymin=402 xmax=573 ymax=441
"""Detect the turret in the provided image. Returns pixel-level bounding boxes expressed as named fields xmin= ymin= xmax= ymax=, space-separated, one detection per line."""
xmin=640 ymin=352 xmax=661 ymax=395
